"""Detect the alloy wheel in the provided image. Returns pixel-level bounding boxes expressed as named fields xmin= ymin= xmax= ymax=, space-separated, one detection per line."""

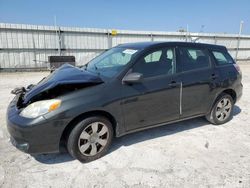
xmin=78 ymin=122 xmax=109 ymax=156
xmin=215 ymin=98 xmax=232 ymax=121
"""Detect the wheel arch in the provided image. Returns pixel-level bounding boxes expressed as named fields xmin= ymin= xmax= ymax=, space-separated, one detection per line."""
xmin=208 ymin=88 xmax=237 ymax=114
xmin=206 ymin=88 xmax=236 ymax=124
xmin=222 ymin=88 xmax=237 ymax=103
xmin=59 ymin=110 xmax=118 ymax=148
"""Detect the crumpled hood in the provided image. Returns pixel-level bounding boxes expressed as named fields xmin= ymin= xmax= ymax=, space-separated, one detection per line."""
xmin=23 ymin=64 xmax=103 ymax=104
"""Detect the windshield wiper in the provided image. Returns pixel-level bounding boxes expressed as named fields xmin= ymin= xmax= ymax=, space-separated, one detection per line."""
xmin=94 ymin=64 xmax=98 ymax=70
xmin=92 ymin=64 xmax=101 ymax=75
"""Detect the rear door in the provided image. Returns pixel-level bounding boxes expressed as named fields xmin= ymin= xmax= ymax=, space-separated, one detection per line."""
xmin=175 ymin=46 xmax=216 ymax=118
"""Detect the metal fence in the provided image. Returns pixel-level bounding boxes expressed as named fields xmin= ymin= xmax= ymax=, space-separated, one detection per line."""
xmin=1 ymin=23 xmax=250 ymax=70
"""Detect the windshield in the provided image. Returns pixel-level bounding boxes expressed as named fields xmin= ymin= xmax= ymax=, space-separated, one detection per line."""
xmin=85 ymin=47 xmax=140 ymax=79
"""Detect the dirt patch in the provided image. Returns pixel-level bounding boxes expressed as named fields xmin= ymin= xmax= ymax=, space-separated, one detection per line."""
xmin=0 ymin=66 xmax=250 ymax=187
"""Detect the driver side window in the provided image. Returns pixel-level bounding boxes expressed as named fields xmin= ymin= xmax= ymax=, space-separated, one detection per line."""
xmin=133 ymin=48 xmax=175 ymax=78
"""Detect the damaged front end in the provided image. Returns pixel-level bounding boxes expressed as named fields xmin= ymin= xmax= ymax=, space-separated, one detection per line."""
xmin=12 ymin=64 xmax=104 ymax=109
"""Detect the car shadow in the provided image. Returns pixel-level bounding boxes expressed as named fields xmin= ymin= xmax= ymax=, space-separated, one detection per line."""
xmin=111 ymin=105 xmax=241 ymax=153
xmin=34 ymin=105 xmax=241 ymax=164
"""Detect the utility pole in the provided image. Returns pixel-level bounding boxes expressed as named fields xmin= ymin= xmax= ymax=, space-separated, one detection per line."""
xmin=54 ymin=15 xmax=61 ymax=56
xmin=239 ymin=21 xmax=244 ymax=35
xmin=185 ymin=24 xmax=189 ymax=42
xmin=235 ymin=21 xmax=244 ymax=61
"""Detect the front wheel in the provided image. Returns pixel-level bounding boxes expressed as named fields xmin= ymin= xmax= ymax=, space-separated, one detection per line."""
xmin=206 ymin=93 xmax=234 ymax=125
xmin=67 ymin=116 xmax=113 ymax=162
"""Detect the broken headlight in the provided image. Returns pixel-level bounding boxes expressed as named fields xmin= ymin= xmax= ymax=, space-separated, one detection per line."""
xmin=20 ymin=99 xmax=61 ymax=118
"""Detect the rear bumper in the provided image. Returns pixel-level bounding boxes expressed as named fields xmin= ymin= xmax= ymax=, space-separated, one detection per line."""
xmin=235 ymin=82 xmax=243 ymax=103
xmin=6 ymin=97 xmax=70 ymax=154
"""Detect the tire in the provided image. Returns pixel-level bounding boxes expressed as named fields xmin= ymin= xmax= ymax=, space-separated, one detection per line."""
xmin=67 ymin=116 xmax=113 ymax=163
xmin=206 ymin=93 xmax=234 ymax=125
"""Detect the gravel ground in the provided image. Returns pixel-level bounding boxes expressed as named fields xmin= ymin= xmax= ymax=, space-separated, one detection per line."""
xmin=0 ymin=65 xmax=250 ymax=188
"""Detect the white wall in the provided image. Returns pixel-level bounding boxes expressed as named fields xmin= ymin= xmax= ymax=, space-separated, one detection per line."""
xmin=0 ymin=23 xmax=250 ymax=69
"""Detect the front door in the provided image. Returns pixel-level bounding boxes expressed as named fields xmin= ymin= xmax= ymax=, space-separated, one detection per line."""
xmin=121 ymin=47 xmax=181 ymax=132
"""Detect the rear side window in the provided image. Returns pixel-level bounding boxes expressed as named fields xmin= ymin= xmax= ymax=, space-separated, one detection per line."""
xmin=212 ymin=51 xmax=234 ymax=65
xmin=178 ymin=47 xmax=210 ymax=72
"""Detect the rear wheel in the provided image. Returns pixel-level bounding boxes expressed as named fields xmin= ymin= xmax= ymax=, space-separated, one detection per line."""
xmin=67 ymin=116 xmax=113 ymax=162
xmin=206 ymin=93 xmax=234 ymax=125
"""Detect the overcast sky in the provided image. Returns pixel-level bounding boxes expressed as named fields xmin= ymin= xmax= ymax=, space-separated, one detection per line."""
xmin=0 ymin=0 xmax=249 ymax=34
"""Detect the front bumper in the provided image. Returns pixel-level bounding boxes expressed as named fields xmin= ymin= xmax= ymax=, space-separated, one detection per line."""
xmin=6 ymin=96 xmax=70 ymax=154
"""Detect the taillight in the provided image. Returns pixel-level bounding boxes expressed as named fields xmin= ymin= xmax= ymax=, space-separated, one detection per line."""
xmin=233 ymin=64 xmax=242 ymax=74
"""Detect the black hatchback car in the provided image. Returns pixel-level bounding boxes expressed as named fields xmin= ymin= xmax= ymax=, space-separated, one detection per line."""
xmin=7 ymin=42 xmax=242 ymax=162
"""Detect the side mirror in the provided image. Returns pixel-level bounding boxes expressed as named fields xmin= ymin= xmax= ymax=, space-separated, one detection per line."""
xmin=122 ymin=72 xmax=143 ymax=84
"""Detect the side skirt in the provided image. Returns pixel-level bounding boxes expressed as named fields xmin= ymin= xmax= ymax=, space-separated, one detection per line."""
xmin=116 ymin=114 xmax=205 ymax=137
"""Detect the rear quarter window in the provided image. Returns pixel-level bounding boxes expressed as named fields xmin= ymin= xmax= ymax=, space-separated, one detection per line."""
xmin=212 ymin=51 xmax=234 ymax=65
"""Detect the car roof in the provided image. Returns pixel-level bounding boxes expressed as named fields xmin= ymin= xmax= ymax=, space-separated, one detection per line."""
xmin=117 ymin=41 xmax=226 ymax=50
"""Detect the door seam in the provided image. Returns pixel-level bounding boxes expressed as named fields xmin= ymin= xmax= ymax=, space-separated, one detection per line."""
xmin=180 ymin=82 xmax=182 ymax=115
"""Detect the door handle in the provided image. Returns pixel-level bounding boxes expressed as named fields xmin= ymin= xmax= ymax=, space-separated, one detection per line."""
xmin=168 ymin=81 xmax=179 ymax=87
xmin=210 ymin=74 xmax=218 ymax=80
